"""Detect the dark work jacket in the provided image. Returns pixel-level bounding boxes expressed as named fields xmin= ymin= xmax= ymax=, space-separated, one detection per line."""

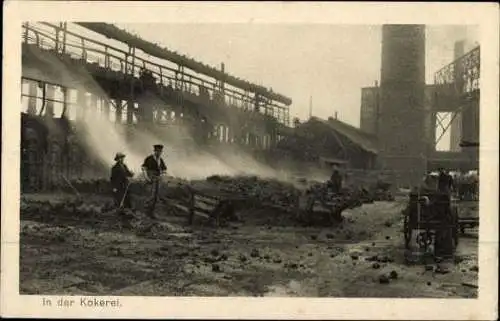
xmin=142 ymin=155 xmax=167 ymax=177
xmin=110 ymin=162 xmax=133 ymax=189
xmin=328 ymin=171 xmax=342 ymax=193
xmin=437 ymin=173 xmax=453 ymax=193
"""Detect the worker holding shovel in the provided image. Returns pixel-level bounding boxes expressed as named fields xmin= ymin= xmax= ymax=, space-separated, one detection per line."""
xmin=142 ymin=144 xmax=168 ymax=219
xmin=110 ymin=152 xmax=134 ymax=209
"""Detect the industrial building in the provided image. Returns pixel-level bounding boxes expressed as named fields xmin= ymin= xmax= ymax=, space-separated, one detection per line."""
xmin=20 ymin=23 xmax=480 ymax=191
xmin=359 ymin=26 xmax=479 ymax=180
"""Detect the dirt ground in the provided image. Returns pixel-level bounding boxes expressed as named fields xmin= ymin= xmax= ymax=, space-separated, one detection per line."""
xmin=20 ymin=193 xmax=478 ymax=298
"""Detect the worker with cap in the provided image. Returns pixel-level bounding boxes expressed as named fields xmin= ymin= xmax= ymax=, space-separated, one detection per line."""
xmin=142 ymin=144 xmax=167 ymax=218
xmin=110 ymin=152 xmax=134 ymax=209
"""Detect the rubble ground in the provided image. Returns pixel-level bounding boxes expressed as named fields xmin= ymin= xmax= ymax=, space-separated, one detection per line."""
xmin=20 ymin=189 xmax=478 ymax=298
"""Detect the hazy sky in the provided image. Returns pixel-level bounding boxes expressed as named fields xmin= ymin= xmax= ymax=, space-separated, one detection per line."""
xmin=116 ymin=23 xmax=478 ymax=127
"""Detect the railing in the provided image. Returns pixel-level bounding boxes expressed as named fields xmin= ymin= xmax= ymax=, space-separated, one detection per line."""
xmin=434 ymin=46 xmax=480 ymax=96
xmin=22 ymin=22 xmax=290 ymax=126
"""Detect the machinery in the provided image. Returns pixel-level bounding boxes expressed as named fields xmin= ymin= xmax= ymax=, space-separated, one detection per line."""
xmin=403 ymin=191 xmax=459 ymax=256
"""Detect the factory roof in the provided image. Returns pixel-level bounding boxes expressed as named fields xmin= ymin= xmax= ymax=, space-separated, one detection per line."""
xmin=309 ymin=117 xmax=378 ymax=154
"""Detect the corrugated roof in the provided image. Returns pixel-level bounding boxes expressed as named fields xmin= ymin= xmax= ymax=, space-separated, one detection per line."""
xmin=308 ymin=117 xmax=378 ymax=154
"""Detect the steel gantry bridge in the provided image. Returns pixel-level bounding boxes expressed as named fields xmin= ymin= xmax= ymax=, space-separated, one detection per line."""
xmin=428 ymin=45 xmax=480 ymax=170
xmin=20 ymin=22 xmax=293 ymax=191
xmin=22 ymin=22 xmax=292 ymax=134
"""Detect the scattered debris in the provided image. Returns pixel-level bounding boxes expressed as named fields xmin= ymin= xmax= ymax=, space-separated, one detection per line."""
xmin=461 ymin=282 xmax=478 ymax=289
xmin=378 ymin=275 xmax=390 ymax=284
xmin=389 ymin=271 xmax=399 ymax=279
xmin=20 ymin=175 xmax=477 ymax=297
xmin=378 ymin=255 xmax=394 ymax=263
xmin=435 ymin=265 xmax=451 ymax=274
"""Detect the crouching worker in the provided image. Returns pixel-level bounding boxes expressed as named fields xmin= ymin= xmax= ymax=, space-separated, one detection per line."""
xmin=110 ymin=152 xmax=134 ymax=209
xmin=142 ymin=144 xmax=167 ymax=218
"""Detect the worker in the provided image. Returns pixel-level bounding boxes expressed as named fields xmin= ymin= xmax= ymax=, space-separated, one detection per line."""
xmin=328 ymin=167 xmax=342 ymax=194
xmin=437 ymin=168 xmax=454 ymax=195
xmin=110 ymin=152 xmax=134 ymax=209
xmin=142 ymin=144 xmax=167 ymax=218
xmin=421 ymin=171 xmax=437 ymax=190
xmin=435 ymin=168 xmax=456 ymax=259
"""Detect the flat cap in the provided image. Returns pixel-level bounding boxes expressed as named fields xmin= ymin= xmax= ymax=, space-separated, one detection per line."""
xmin=114 ymin=152 xmax=126 ymax=161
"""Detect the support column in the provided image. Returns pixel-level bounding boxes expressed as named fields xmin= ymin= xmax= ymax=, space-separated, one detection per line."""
xmin=114 ymin=99 xmax=123 ymax=124
xmin=45 ymin=85 xmax=55 ymax=118
xmin=76 ymin=90 xmax=87 ymax=121
xmin=90 ymin=93 xmax=98 ymax=119
xmin=126 ymin=100 xmax=134 ymax=124
xmin=27 ymin=81 xmax=38 ymax=115
xmin=222 ymin=126 xmax=228 ymax=143
xmin=61 ymin=87 xmax=70 ymax=118
xmin=139 ymin=97 xmax=155 ymax=123
xmin=461 ymin=98 xmax=479 ymax=164
xmin=102 ymin=98 xmax=110 ymax=121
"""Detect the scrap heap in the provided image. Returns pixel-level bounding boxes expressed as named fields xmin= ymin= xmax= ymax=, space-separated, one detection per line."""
xmin=22 ymin=173 xmax=397 ymax=229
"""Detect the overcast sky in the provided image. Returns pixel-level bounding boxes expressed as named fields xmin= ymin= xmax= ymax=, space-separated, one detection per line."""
xmin=116 ymin=23 xmax=478 ymax=127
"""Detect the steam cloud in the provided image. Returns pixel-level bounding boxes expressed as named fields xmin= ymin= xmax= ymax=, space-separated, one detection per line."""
xmin=48 ymin=67 xmax=290 ymax=182
xmin=29 ymin=44 xmax=331 ymax=185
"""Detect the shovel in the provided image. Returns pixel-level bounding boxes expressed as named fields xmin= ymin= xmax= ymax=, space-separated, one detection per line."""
xmin=61 ymin=174 xmax=82 ymax=201
xmin=118 ymin=181 xmax=132 ymax=209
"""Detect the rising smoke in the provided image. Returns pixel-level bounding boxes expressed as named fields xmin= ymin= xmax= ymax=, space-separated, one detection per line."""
xmin=41 ymin=55 xmax=290 ymax=182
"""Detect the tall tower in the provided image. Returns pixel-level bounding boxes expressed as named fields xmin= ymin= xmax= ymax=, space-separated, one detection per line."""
xmin=449 ymin=40 xmax=465 ymax=152
xmin=378 ymin=25 xmax=426 ymax=185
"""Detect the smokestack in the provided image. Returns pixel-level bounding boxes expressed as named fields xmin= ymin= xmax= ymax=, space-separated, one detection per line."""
xmin=454 ymin=40 xmax=465 ymax=59
xmin=374 ymin=80 xmax=378 ymax=87
xmin=309 ymin=95 xmax=313 ymax=119
xmin=379 ymin=24 xmax=426 ymax=183
xmin=335 ymin=111 xmax=338 ymax=119
xmin=220 ymin=62 xmax=226 ymax=94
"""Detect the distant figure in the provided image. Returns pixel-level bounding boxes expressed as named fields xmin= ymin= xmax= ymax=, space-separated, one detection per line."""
xmin=110 ymin=152 xmax=134 ymax=209
xmin=328 ymin=168 xmax=342 ymax=194
xmin=460 ymin=170 xmax=479 ymax=200
xmin=422 ymin=171 xmax=438 ymax=190
xmin=142 ymin=144 xmax=167 ymax=218
xmin=437 ymin=168 xmax=454 ymax=195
